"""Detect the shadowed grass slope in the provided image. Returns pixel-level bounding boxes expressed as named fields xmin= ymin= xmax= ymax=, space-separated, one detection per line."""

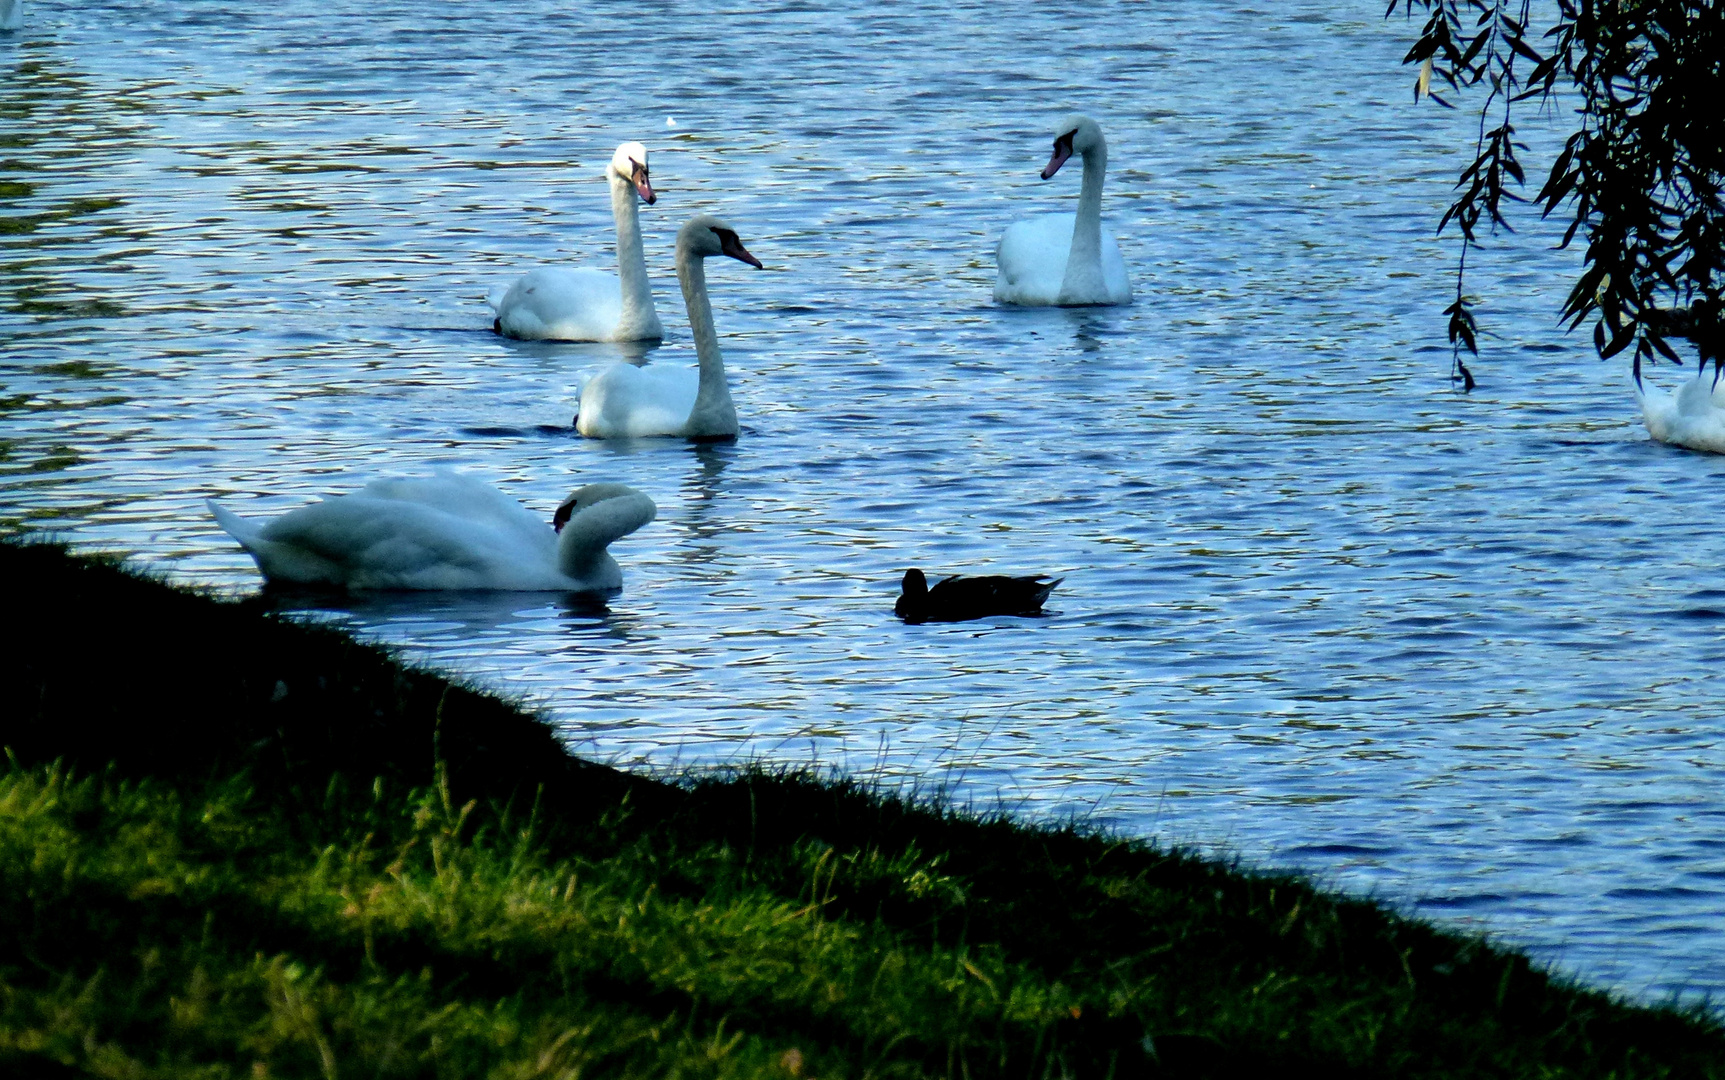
xmin=2 ymin=537 xmax=1721 ymax=1079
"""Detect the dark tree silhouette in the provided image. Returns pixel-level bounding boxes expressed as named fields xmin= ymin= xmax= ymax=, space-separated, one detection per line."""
xmin=1393 ymin=0 xmax=1722 ymax=388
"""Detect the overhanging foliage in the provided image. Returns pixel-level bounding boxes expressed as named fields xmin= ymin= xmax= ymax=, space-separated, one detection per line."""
xmin=1394 ymin=0 xmax=1723 ymax=385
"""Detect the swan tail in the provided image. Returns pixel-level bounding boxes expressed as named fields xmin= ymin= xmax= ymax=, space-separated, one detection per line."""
xmin=207 ymin=499 xmax=263 ymax=550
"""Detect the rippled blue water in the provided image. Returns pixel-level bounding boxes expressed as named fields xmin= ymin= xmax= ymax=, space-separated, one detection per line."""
xmin=5 ymin=0 xmax=1724 ymax=1004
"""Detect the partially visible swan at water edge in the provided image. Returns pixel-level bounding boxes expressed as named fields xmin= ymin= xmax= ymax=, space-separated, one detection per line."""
xmin=0 ymin=0 xmax=20 ymax=31
xmin=994 ymin=114 xmax=1131 ymax=307
xmin=208 ymin=472 xmax=657 ymax=591
xmin=575 ymin=214 xmax=762 ymax=439
xmin=488 ymin=142 xmax=664 ymax=342
xmin=1637 ymin=366 xmax=1725 ymax=454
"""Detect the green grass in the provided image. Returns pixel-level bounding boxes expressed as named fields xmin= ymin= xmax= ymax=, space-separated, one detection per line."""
xmin=3 ymin=537 xmax=1722 ymax=1079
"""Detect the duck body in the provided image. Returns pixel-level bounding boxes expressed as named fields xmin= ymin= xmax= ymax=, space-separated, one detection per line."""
xmin=490 ymin=142 xmax=664 ymax=343
xmin=995 ymin=212 xmax=1130 ymax=307
xmin=576 ymin=214 xmax=761 ymax=440
xmin=894 ymin=568 xmax=1062 ymax=624
xmin=208 ymin=472 xmax=656 ymax=592
xmin=1638 ymin=370 xmax=1725 ymax=454
xmin=995 ymin=114 xmax=1131 ymax=308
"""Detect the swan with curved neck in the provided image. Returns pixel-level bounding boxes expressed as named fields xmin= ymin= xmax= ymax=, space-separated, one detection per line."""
xmin=489 ymin=142 xmax=664 ymax=342
xmin=994 ymin=115 xmax=1131 ymax=307
xmin=208 ymin=472 xmax=657 ymax=591
xmin=575 ymin=214 xmax=761 ymax=439
xmin=1637 ymin=366 xmax=1725 ymax=454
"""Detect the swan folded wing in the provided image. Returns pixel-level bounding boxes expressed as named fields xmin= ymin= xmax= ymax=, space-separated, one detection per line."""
xmin=994 ymin=213 xmax=1129 ymax=306
xmin=254 ymin=497 xmax=554 ymax=590
xmin=576 ymin=362 xmax=700 ymax=438
xmin=995 ymin=214 xmax=1073 ymax=306
xmin=358 ymin=472 xmax=551 ymax=550
xmin=493 ymin=267 xmax=625 ymax=342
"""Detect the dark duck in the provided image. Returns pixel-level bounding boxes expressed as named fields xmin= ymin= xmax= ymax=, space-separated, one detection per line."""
xmin=894 ymin=568 xmax=1061 ymax=624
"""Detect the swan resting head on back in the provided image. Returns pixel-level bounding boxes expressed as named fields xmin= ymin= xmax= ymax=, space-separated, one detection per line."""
xmin=575 ymin=214 xmax=762 ymax=440
xmin=488 ymin=141 xmax=664 ymax=342
xmin=994 ymin=114 xmax=1131 ymax=308
xmin=208 ymin=471 xmax=656 ymax=592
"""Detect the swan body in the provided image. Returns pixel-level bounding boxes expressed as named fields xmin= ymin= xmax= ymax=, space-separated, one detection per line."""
xmin=894 ymin=568 xmax=1062 ymax=624
xmin=576 ymin=214 xmax=762 ymax=439
xmin=1638 ymin=369 xmax=1725 ymax=454
xmin=995 ymin=115 xmax=1131 ymax=307
xmin=0 ymin=1 xmax=21 ymax=32
xmin=490 ymin=142 xmax=664 ymax=342
xmin=208 ymin=472 xmax=656 ymax=592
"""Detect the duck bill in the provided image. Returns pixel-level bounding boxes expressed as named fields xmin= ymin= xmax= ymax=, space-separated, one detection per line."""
xmin=1041 ymin=133 xmax=1075 ymax=180
xmin=720 ymin=232 xmax=763 ymax=268
xmin=632 ymin=161 xmax=656 ymax=204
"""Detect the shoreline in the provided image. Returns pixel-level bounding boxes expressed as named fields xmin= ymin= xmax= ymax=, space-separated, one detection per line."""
xmin=4 ymin=537 xmax=1721 ymax=1078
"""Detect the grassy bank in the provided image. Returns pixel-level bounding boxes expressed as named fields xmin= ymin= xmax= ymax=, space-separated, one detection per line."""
xmin=3 ymin=538 xmax=1721 ymax=1079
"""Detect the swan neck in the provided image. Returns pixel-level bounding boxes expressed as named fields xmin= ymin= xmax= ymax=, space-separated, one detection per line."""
xmin=677 ymin=250 xmax=736 ymax=435
xmin=557 ymin=535 xmax=620 ymax=586
xmin=1055 ymin=143 xmax=1110 ymax=296
xmin=554 ymin=494 xmax=654 ymax=587
xmin=610 ymin=172 xmax=659 ymax=337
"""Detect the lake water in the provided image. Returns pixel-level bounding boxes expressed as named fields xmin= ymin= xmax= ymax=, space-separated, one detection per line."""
xmin=4 ymin=0 xmax=1723 ymax=1005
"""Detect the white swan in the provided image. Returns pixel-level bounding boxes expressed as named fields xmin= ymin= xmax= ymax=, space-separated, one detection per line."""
xmin=994 ymin=115 xmax=1131 ymax=307
xmin=1637 ymin=367 xmax=1725 ymax=454
xmin=208 ymin=472 xmax=656 ymax=591
xmin=488 ymin=142 xmax=664 ymax=342
xmin=575 ymin=214 xmax=761 ymax=439
xmin=0 ymin=0 xmax=20 ymax=31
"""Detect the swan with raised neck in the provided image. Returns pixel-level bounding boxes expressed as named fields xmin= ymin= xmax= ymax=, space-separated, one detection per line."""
xmin=489 ymin=141 xmax=665 ymax=342
xmin=208 ymin=473 xmax=657 ymax=592
xmin=574 ymin=214 xmax=762 ymax=439
xmin=994 ymin=114 xmax=1132 ymax=307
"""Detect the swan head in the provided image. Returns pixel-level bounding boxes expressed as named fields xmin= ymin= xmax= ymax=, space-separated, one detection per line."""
xmin=676 ymin=213 xmax=763 ymax=269
xmin=609 ymin=142 xmax=655 ymax=205
xmin=1041 ymin=114 xmax=1103 ymax=180
xmin=552 ymin=483 xmax=657 ymax=534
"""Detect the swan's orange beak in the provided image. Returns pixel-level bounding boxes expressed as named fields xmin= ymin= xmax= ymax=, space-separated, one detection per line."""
xmin=631 ymin=159 xmax=656 ymax=204
xmin=1041 ymin=131 xmax=1076 ymax=180
xmin=718 ymin=229 xmax=763 ymax=269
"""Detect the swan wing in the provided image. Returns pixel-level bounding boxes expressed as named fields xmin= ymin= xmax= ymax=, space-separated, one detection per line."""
xmin=215 ymin=489 xmax=560 ymax=590
xmin=357 ymin=471 xmax=551 ymax=549
xmin=492 ymin=267 xmax=624 ymax=341
xmin=1099 ymin=230 xmax=1132 ymax=304
xmin=994 ymin=213 xmax=1073 ymax=306
xmin=575 ymin=361 xmax=700 ymax=438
